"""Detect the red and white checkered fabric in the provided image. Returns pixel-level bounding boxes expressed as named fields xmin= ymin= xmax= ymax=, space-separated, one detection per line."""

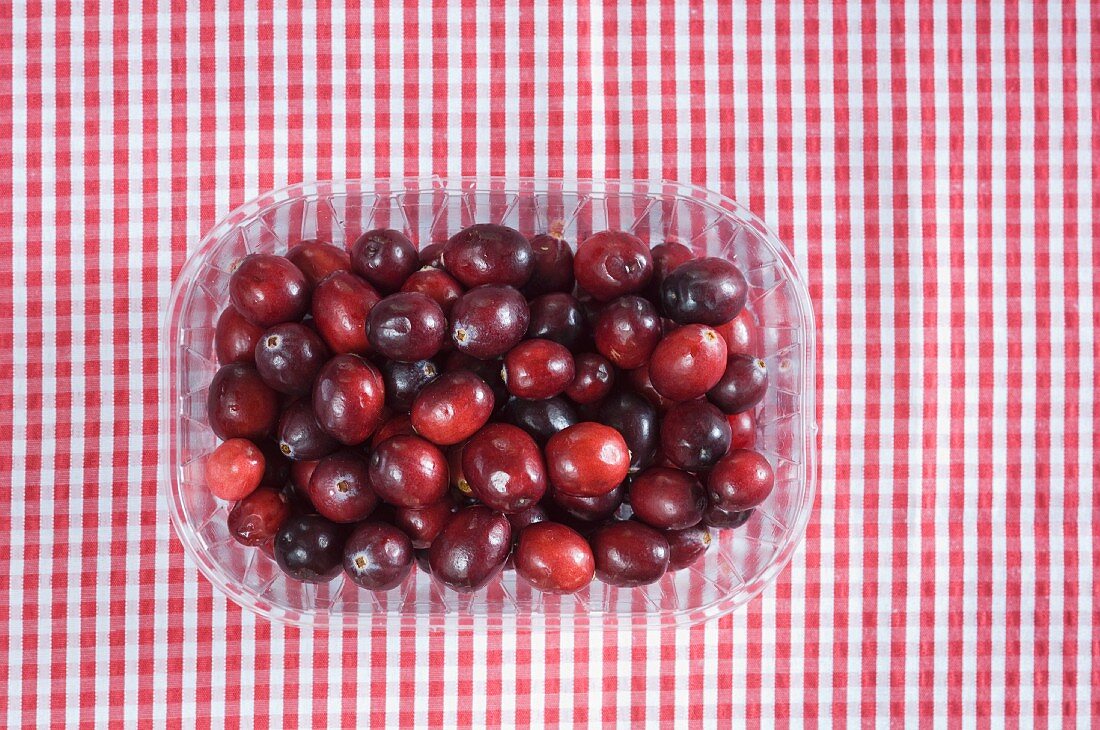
xmin=1 ymin=0 xmax=1096 ymax=726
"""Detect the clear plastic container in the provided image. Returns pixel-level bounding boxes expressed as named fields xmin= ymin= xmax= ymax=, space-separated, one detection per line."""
xmin=161 ymin=177 xmax=817 ymax=629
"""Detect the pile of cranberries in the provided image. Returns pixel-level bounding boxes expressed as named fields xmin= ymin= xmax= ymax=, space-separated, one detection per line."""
xmin=203 ymin=224 xmax=774 ymax=595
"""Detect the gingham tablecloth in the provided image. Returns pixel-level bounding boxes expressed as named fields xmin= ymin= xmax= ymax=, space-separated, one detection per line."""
xmin=3 ymin=1 xmax=1096 ymax=726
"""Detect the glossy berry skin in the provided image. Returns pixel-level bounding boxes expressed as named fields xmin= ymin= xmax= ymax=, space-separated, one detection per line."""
xmin=278 ymin=398 xmax=339 ymax=461
xmin=428 ymin=505 xmax=512 ymax=593
xmin=289 ymin=458 xmax=320 ymax=495
xmin=410 ymin=370 xmax=495 ymax=446
xmin=660 ymin=400 xmax=732 ymax=472
xmin=507 ymin=503 xmax=550 ymax=534
xmin=369 ymin=413 xmax=417 ymax=449
xmin=462 ymin=423 xmax=547 ymax=513
xmin=366 ymin=292 xmax=447 ymax=362
xmin=418 ymin=241 xmax=445 ymax=268
xmin=307 ymin=450 xmax=378 ymax=523
xmin=590 ymin=521 xmax=670 ymax=587
xmin=522 ymin=234 xmax=575 ymax=297
xmin=714 ymin=309 xmax=758 ymax=356
xmin=205 ymin=438 xmax=266 ymax=501
xmin=596 ymin=390 xmax=659 ymax=473
xmin=514 ymin=522 xmax=595 ymax=594
xmin=707 ymin=449 xmax=775 ymax=511
xmin=659 ymin=257 xmax=748 ymax=325
xmin=593 ymin=295 xmax=662 ymax=369
xmin=550 ymin=481 xmax=625 ymax=523
xmin=727 ymin=410 xmax=756 ymax=449
xmin=502 ymin=339 xmax=575 ymax=400
xmin=665 ymin=524 xmax=711 ymax=571
xmin=312 ymin=354 xmax=386 ymax=445
xmin=500 ymin=396 xmax=579 ymax=445
xmin=381 ymin=359 xmax=439 ymax=412
xmin=368 ymin=434 xmax=450 ymax=508
xmin=343 ymin=521 xmax=414 ymax=591
xmin=545 ymin=422 xmax=630 ymax=497
xmin=215 ymin=306 xmax=264 ymax=365
xmin=229 ymin=253 xmax=310 ymax=328
xmin=207 ymin=364 xmax=280 ymax=441
xmin=286 ymin=239 xmax=351 ymax=288
xmin=573 ymin=230 xmax=654 ymax=301
xmin=628 ymin=467 xmax=707 ymax=530
xmin=400 ymin=267 xmax=464 ymax=315
xmin=564 ymin=353 xmax=615 ymax=405
xmin=649 ymin=241 xmax=694 ymax=289
xmin=391 ymin=498 xmax=458 ymax=549
xmin=254 ymin=322 xmax=329 ymax=395
xmin=442 ymin=351 xmax=510 ymax=415
xmin=708 ymin=355 xmax=769 ymax=414
xmin=450 ymin=285 xmax=530 ymax=360
xmin=311 ymin=271 xmax=381 ymax=355
xmin=703 ymin=505 xmax=754 ymax=530
xmin=442 ymin=223 xmax=534 ymax=288
xmin=648 ymin=324 xmax=728 ymax=401
xmin=227 ymin=486 xmax=291 ymax=547
xmin=350 ymin=228 xmax=419 ymax=293
xmin=526 ymin=293 xmax=588 ymax=352
xmin=256 ymin=439 xmax=292 ymax=488
xmin=273 ymin=514 xmax=346 ymax=583
xmin=624 ymin=363 xmax=675 ymax=413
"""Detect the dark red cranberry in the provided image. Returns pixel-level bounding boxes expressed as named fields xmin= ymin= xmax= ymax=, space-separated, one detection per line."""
xmin=442 ymin=223 xmax=534 ymax=288
xmin=660 ymin=400 xmax=732 ymax=472
xmin=312 ymin=354 xmax=385 ymax=445
xmin=442 ymin=351 xmax=510 ymax=414
xmin=311 ymin=271 xmax=380 ymax=355
xmin=703 ymin=504 xmax=754 ymax=529
xmin=227 ymin=486 xmax=290 ymax=549
xmin=573 ymin=230 xmax=653 ymax=301
xmin=278 ymin=398 xmax=339 ymax=461
xmin=596 ymin=390 xmax=659 ymax=473
xmin=526 ymin=293 xmax=588 ymax=351
xmin=215 ymin=306 xmax=264 ymax=365
xmin=286 ymin=239 xmax=351 ymax=288
xmin=410 ymin=370 xmax=495 ymax=445
xmin=350 ymin=228 xmax=419 ymax=293
xmin=502 ymin=339 xmax=575 ymax=400
xmin=370 ymin=413 xmax=417 ymax=449
xmin=624 ymin=363 xmax=675 ymax=413
xmin=462 ymin=423 xmax=547 ymax=513
xmin=507 ymin=503 xmax=550 ymax=534
xmin=207 ymin=364 xmax=280 ymax=441
xmin=659 ymin=256 xmax=748 ymax=325
xmin=665 ymin=523 xmax=711 ymax=570
xmin=381 ymin=359 xmax=439 ymax=412
xmin=545 ymin=422 xmax=630 ymax=497
xmin=514 ymin=522 xmax=595 ymax=593
xmin=205 ymin=438 xmax=266 ymax=501
xmin=368 ymin=434 xmax=450 ymax=508
xmin=549 ymin=481 xmax=625 ymax=522
xmin=400 ymin=267 xmax=464 ymax=315
xmin=273 ymin=514 xmax=346 ymax=583
xmin=590 ymin=520 xmax=670 ymax=587
xmin=229 ymin=253 xmax=310 ymax=327
xmin=428 ymin=505 xmax=512 ymax=592
xmin=256 ymin=438 xmax=291 ymax=488
xmin=450 ymin=285 xmax=530 ymax=360
xmin=628 ymin=467 xmax=706 ymax=530
xmin=289 ymin=459 xmax=319 ymax=495
xmin=500 ymin=396 xmax=579 ymax=445
xmin=522 ymin=234 xmax=575 ymax=296
xmin=307 ymin=450 xmax=378 ymax=523
xmin=343 ymin=521 xmax=414 ymax=591
xmin=419 ymin=241 xmax=445 ymax=267
xmin=707 ymin=449 xmax=775 ymax=511
xmin=564 ymin=353 xmax=615 ymax=405
xmin=727 ymin=410 xmax=756 ymax=449
xmin=708 ymin=355 xmax=769 ymax=414
xmin=648 ymin=324 xmax=728 ymax=401
xmin=714 ymin=309 xmax=758 ymax=356
xmin=391 ymin=498 xmax=458 ymax=549
xmin=366 ymin=292 xmax=447 ymax=362
xmin=254 ymin=322 xmax=329 ymax=396
xmin=593 ymin=295 xmax=661 ymax=369
xmin=650 ymin=241 xmax=694 ymax=289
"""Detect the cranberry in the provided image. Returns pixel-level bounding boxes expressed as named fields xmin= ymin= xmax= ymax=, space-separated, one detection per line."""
xmin=254 ymin=322 xmax=329 ymax=396
xmin=590 ymin=520 xmax=670 ymax=587
xmin=289 ymin=458 xmax=319 ymax=495
xmin=514 ymin=522 xmax=595 ymax=594
xmin=310 ymin=271 xmax=380 ymax=355
xmin=665 ymin=523 xmax=711 ymax=571
xmin=564 ymin=353 xmax=615 ymax=404
xmin=727 ymin=410 xmax=756 ymax=449
xmin=624 ymin=363 xmax=675 ymax=413
xmin=205 ymin=438 xmax=266 ymax=501
xmin=229 ymin=253 xmax=310 ymax=327
xmin=507 ymin=502 xmax=550 ymax=534
xmin=707 ymin=449 xmax=775 ymax=511
xmin=447 ymin=441 xmax=471 ymax=493
xmin=714 ymin=309 xmax=758 ymax=356
xmin=350 ymin=228 xmax=419 ymax=293
xmin=596 ymin=390 xmax=659 ymax=473
xmin=659 ymin=257 xmax=748 ymax=325
xmin=649 ymin=241 xmax=694 ymax=289
xmin=526 ymin=293 xmax=588 ymax=351
xmin=703 ymin=505 xmax=755 ymax=530
xmin=369 ymin=414 xmax=416 ymax=449
xmin=214 ymin=306 xmax=264 ymax=365
xmin=462 ymin=423 xmax=547 ymax=513
xmin=380 ymin=359 xmax=439 ymax=412
xmin=648 ymin=324 xmax=727 ymax=401
xmin=400 ymin=267 xmax=464 ymax=315
xmin=207 ymin=364 xmax=280 ymax=441
xmin=442 ymin=351 xmax=510 ymax=413
xmin=228 ymin=487 xmax=291 ymax=546
xmin=545 ymin=422 xmax=630 ymax=497
xmin=628 ymin=467 xmax=706 ymax=530
xmin=277 ymin=398 xmax=339 ymax=461
xmin=391 ymin=498 xmax=458 ymax=549
xmin=549 ymin=481 xmax=625 ymax=522
xmin=365 ymin=292 xmax=447 ymax=362
xmin=573 ymin=230 xmax=653 ymax=301
xmin=500 ymin=395 xmax=579 ymax=445
xmin=419 ymin=241 xmax=445 ymax=267
xmin=273 ymin=514 xmax=346 ymax=583
xmin=660 ymin=400 xmax=732 ymax=472
xmin=343 ymin=521 xmax=414 ymax=591
xmin=368 ymin=434 xmax=450 ymax=508
xmin=442 ymin=223 xmax=534 ymax=288
xmin=410 ymin=370 xmax=495 ymax=445
xmin=286 ymin=239 xmax=351 ymax=288
xmin=522 ymin=234 xmax=575 ymax=297
xmin=502 ymin=339 xmax=575 ymax=400
xmin=593 ymin=295 xmax=661 ymax=369
xmin=708 ymin=355 xmax=769 ymax=414
xmin=307 ymin=450 xmax=378 ymax=523
xmin=312 ymin=354 xmax=385 ymax=445
xmin=428 ymin=505 xmax=512 ymax=592
xmin=450 ymin=285 xmax=530 ymax=359
xmin=256 ymin=438 xmax=291 ymax=488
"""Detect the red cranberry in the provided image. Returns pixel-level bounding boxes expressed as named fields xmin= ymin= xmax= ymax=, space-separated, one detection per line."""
xmin=307 ymin=450 xmax=378 ymax=523
xmin=665 ymin=523 xmax=711 ymax=570
xmin=278 ymin=398 xmax=339 ymax=461
xmin=659 ymin=256 xmax=748 ymax=325
xmin=514 ymin=522 xmax=595 ymax=593
xmin=596 ymin=390 xmax=659 ymax=473
xmin=350 ymin=228 xmax=419 ymax=293
xmin=573 ymin=230 xmax=653 ymax=301
xmin=254 ymin=322 xmax=329 ymax=396
xmin=648 ymin=324 xmax=727 ymax=401
xmin=365 ymin=292 xmax=447 ymax=362
xmin=564 ymin=353 xmax=615 ymax=404
xmin=286 ymin=239 xmax=351 ymax=288
xmin=708 ymin=355 xmax=769 ymax=414
xmin=727 ymin=410 xmax=756 ymax=449
xmin=343 ymin=521 xmax=414 ymax=591
xmin=289 ymin=458 xmax=320 ymax=495
xmin=545 ymin=422 xmax=630 ymax=497
xmin=228 ymin=486 xmax=291 ymax=546
xmin=704 ymin=504 xmax=755 ymax=529
xmin=419 ymin=241 xmax=445 ymax=267
xmin=391 ymin=498 xmax=458 ymax=549
xmin=370 ymin=413 xmax=417 ymax=449
xmin=311 ymin=271 xmax=380 ymax=355
xmin=312 ymin=354 xmax=385 ymax=445
xmin=707 ymin=449 xmax=775 ymax=511
xmin=450 ymin=284 xmax=530 ymax=360
xmin=368 ymin=434 xmax=450 ymax=508
xmin=502 ymin=339 xmax=576 ymax=400
xmin=400 ymin=267 xmax=464 ymax=315
xmin=522 ymin=233 xmax=575 ymax=297
xmin=462 ymin=423 xmax=547 ymax=513
xmin=549 ymin=481 xmax=625 ymax=522
xmin=410 ymin=370 xmax=495 ymax=445
xmin=442 ymin=351 xmax=510 ymax=414
xmin=714 ymin=309 xmax=758 ymax=356
xmin=428 ymin=505 xmax=512 ymax=592
xmin=526 ymin=293 xmax=588 ymax=352
xmin=593 ymin=295 xmax=661 ymax=369
xmin=501 ymin=395 xmax=579 ymax=445
xmin=624 ymin=363 xmax=675 ymax=413
xmin=229 ymin=253 xmax=309 ymax=327
xmin=207 ymin=364 xmax=280 ymax=441
xmin=273 ymin=514 xmax=347 ymax=583
xmin=661 ymin=400 xmax=732 ymax=472
xmin=628 ymin=467 xmax=706 ymax=530
xmin=650 ymin=241 xmax=694 ymax=289
xmin=205 ymin=438 xmax=266 ymax=500
xmin=214 ymin=306 xmax=264 ymax=365
xmin=380 ymin=359 xmax=439 ymax=412
xmin=507 ymin=503 xmax=550 ymax=534
xmin=442 ymin=223 xmax=534 ymax=288
xmin=590 ymin=520 xmax=670 ymax=587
